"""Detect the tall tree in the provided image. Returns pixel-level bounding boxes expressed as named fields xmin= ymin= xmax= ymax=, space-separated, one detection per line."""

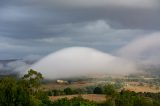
xmin=22 ymin=69 xmax=43 ymax=94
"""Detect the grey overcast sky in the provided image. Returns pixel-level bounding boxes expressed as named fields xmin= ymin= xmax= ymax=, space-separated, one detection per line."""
xmin=0 ymin=0 xmax=160 ymax=65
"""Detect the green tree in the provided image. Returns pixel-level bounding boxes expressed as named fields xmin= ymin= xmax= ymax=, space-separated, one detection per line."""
xmin=35 ymin=91 xmax=52 ymax=106
xmin=93 ymin=87 xmax=103 ymax=94
xmin=104 ymin=84 xmax=116 ymax=96
xmin=0 ymin=77 xmax=38 ymax=106
xmin=64 ymin=87 xmax=73 ymax=95
xmin=0 ymin=77 xmax=17 ymax=106
xmin=0 ymin=70 xmax=45 ymax=106
xmin=22 ymin=69 xmax=43 ymax=94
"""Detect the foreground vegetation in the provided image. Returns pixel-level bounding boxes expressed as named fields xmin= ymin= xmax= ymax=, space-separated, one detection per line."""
xmin=0 ymin=69 xmax=160 ymax=106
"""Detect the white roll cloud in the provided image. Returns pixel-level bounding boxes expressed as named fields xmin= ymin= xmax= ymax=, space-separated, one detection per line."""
xmin=31 ymin=47 xmax=138 ymax=79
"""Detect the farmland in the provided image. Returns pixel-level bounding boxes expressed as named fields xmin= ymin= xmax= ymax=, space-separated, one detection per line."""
xmin=42 ymin=74 xmax=160 ymax=93
xmin=49 ymin=94 xmax=107 ymax=103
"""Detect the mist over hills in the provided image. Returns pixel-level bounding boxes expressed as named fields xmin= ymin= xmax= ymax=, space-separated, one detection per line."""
xmin=140 ymin=64 xmax=160 ymax=76
xmin=0 ymin=47 xmax=160 ymax=79
xmin=0 ymin=57 xmax=39 ymax=77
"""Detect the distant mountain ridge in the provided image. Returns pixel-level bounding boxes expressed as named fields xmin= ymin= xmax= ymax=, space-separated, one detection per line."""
xmin=0 ymin=59 xmax=19 ymax=64
xmin=0 ymin=59 xmax=19 ymax=77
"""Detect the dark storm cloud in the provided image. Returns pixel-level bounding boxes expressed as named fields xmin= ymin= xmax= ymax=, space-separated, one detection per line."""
xmin=0 ymin=19 xmax=148 ymax=59
xmin=0 ymin=0 xmax=160 ymax=59
xmin=0 ymin=0 xmax=160 ymax=39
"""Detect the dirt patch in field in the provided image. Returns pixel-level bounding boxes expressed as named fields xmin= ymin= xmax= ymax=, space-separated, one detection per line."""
xmin=124 ymin=85 xmax=160 ymax=93
xmin=49 ymin=94 xmax=107 ymax=103
xmin=42 ymin=82 xmax=95 ymax=90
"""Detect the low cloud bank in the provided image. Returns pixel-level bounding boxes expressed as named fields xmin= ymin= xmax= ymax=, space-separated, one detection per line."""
xmin=31 ymin=47 xmax=138 ymax=79
xmin=117 ymin=32 xmax=160 ymax=65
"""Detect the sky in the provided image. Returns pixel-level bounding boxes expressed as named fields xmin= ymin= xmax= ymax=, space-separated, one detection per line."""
xmin=0 ymin=0 xmax=160 ymax=66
